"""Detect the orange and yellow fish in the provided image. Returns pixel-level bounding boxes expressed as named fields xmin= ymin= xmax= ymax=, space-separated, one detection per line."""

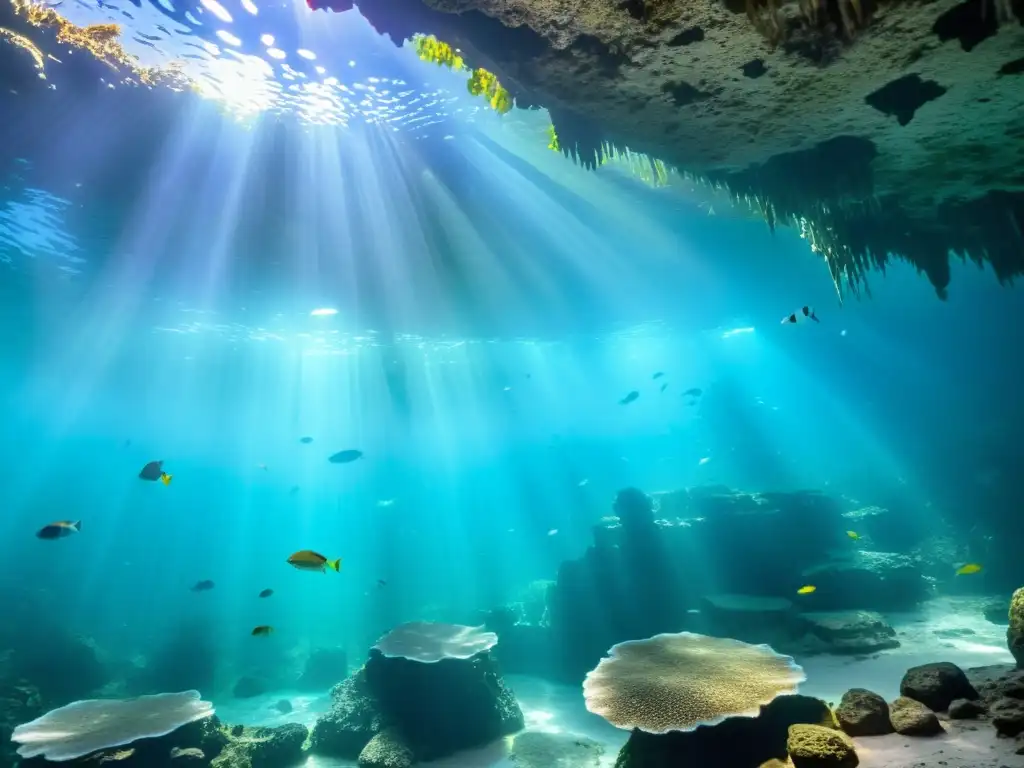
xmin=797 ymin=585 xmax=817 ymax=595
xmin=846 ymin=530 xmax=860 ymax=540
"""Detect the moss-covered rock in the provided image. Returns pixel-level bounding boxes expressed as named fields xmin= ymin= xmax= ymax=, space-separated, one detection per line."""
xmin=211 ymin=723 xmax=307 ymax=768
xmin=357 ymin=727 xmax=413 ymax=768
xmin=309 ymin=670 xmax=388 ymax=758
xmin=889 ymin=697 xmax=943 ymax=736
xmin=786 ymin=724 xmax=857 ymax=767
xmin=1008 ymin=588 xmax=1024 ymax=666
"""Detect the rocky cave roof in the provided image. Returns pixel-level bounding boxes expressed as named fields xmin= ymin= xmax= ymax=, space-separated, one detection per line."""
xmin=357 ymin=0 xmax=1024 ymax=297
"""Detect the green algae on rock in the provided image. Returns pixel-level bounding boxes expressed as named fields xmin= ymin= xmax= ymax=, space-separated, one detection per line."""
xmin=1008 ymin=587 xmax=1024 ymax=666
xmin=786 ymin=724 xmax=858 ymax=767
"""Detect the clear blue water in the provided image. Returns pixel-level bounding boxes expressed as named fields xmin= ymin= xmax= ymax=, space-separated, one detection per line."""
xmin=2 ymin=0 xmax=1023 ymax=754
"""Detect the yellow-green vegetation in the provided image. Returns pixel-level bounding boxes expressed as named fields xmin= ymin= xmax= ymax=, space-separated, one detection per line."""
xmin=546 ymin=124 xmax=560 ymax=152
xmin=412 ymin=33 xmax=465 ymax=71
xmin=412 ymin=34 xmax=513 ymax=115
xmin=6 ymin=0 xmax=189 ymax=87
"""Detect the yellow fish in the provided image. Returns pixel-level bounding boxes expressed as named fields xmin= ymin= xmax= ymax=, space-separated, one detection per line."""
xmin=797 ymin=585 xmax=817 ymax=595
xmin=846 ymin=531 xmax=860 ymax=540
xmin=955 ymin=563 xmax=982 ymax=576
xmin=251 ymin=625 xmax=274 ymax=637
xmin=287 ymin=550 xmax=341 ymax=573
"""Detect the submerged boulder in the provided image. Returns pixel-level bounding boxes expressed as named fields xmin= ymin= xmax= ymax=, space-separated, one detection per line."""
xmin=357 ymin=728 xmax=414 ymax=768
xmin=210 ymin=723 xmax=307 ymax=768
xmin=888 ymin=697 xmax=943 ymax=736
xmin=309 ymin=671 xmax=387 ymax=758
xmin=310 ymin=622 xmax=523 ymax=764
xmin=801 ymin=612 xmax=899 ymax=655
xmin=899 ymin=662 xmax=978 ymax=712
xmin=1008 ymin=587 xmax=1024 ymax=666
xmin=700 ymin=594 xmax=801 ymax=646
xmin=786 ymin=724 xmax=858 ymax=767
xmin=834 ymin=689 xmax=892 ymax=736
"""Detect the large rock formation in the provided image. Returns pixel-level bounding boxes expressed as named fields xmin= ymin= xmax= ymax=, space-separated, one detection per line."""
xmin=547 ymin=485 xmax=923 ymax=680
xmin=346 ymin=0 xmax=1024 ymax=297
xmin=310 ymin=623 xmax=523 ymax=764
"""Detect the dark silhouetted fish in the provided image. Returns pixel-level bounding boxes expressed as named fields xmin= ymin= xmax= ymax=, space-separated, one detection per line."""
xmin=328 ymin=450 xmax=363 ymax=464
xmin=299 ymin=436 xmax=313 ymax=444
xmin=377 ymin=579 xmax=387 ymax=588
xmin=652 ymin=372 xmax=664 ymax=380
xmin=251 ymin=625 xmax=274 ymax=637
xmin=619 ymin=391 xmax=639 ymax=405
xmin=259 ymin=588 xmax=273 ymax=598
xmin=683 ymin=388 xmax=703 ymax=398
xmin=190 ymin=580 xmax=215 ymax=592
xmin=36 ymin=520 xmax=80 ymax=539
xmin=289 ymin=486 xmax=300 ymax=496
xmin=139 ymin=460 xmax=172 ymax=486
xmin=660 ymin=383 xmax=668 ymax=393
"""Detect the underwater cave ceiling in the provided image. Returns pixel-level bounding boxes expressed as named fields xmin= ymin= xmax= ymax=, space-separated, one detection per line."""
xmin=358 ymin=0 xmax=1024 ymax=297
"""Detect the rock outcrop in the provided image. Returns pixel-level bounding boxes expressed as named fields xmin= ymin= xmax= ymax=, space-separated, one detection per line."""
xmin=310 ymin=641 xmax=523 ymax=764
xmin=1008 ymin=587 xmax=1024 ymax=666
xmin=345 ymin=0 xmax=1024 ymax=297
xmin=899 ymin=661 xmax=979 ymax=712
xmin=834 ymin=688 xmax=893 ymax=736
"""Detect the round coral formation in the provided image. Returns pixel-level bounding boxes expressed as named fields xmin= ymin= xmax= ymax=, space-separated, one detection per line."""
xmin=582 ymin=632 xmax=806 ymax=733
xmin=372 ymin=622 xmax=498 ymax=663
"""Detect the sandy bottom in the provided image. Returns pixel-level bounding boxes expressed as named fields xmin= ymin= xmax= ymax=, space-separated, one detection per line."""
xmin=213 ymin=597 xmax=1020 ymax=767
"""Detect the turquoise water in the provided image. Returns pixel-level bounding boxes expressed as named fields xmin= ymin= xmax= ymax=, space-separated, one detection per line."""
xmin=2 ymin=0 xmax=1024 ymax=764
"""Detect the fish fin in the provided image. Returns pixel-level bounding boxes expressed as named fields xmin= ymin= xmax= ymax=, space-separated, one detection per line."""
xmin=327 ymin=558 xmax=341 ymax=572
xmin=161 ymin=473 xmax=172 ymax=486
xmin=72 ymin=520 xmax=81 ymax=531
xmin=810 ymin=310 xmax=820 ymax=322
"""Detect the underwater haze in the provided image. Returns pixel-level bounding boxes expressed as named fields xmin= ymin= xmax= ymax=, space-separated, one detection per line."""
xmin=2 ymin=0 xmax=1024 ymax=766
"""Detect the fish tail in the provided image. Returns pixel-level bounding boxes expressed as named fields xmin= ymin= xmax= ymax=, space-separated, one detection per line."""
xmin=811 ymin=310 xmax=820 ymax=322
xmin=161 ymin=473 xmax=172 ymax=486
xmin=327 ymin=558 xmax=341 ymax=572
xmin=72 ymin=520 xmax=81 ymax=531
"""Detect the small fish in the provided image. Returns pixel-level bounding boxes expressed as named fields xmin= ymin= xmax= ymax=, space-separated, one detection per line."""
xmin=287 ymin=550 xmax=341 ymax=572
xmin=190 ymin=580 xmax=215 ymax=592
xmin=257 ymin=463 xmax=268 ymax=471
xmin=698 ymin=457 xmax=711 ymax=466
xmin=289 ymin=486 xmax=300 ymax=496
xmin=652 ymin=372 xmax=664 ymax=380
xmin=782 ymin=306 xmax=819 ymax=325
xmin=577 ymin=478 xmax=589 ymax=487
xmin=619 ymin=391 xmax=639 ymax=405
xmin=251 ymin=625 xmax=274 ymax=637
xmin=797 ymin=585 xmax=817 ymax=595
xmin=683 ymin=388 xmax=702 ymax=398
xmin=846 ymin=530 xmax=860 ymax=540
xmin=123 ymin=439 xmax=132 ymax=449
xmin=299 ymin=436 xmax=313 ymax=444
xmin=377 ymin=579 xmax=387 ymax=588
xmin=955 ymin=563 xmax=982 ymax=576
xmin=377 ymin=499 xmax=395 ymax=508
xmin=259 ymin=588 xmax=274 ymax=598
xmin=328 ymin=449 xmax=363 ymax=464
xmin=139 ymin=460 xmax=172 ymax=486
xmin=36 ymin=520 xmax=80 ymax=539
xmin=547 ymin=529 xmax=558 ymax=536
xmin=660 ymin=383 xmax=668 ymax=393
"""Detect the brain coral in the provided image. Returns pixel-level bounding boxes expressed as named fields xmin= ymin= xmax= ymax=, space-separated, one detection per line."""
xmin=373 ymin=621 xmax=498 ymax=663
xmin=583 ymin=632 xmax=806 ymax=733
